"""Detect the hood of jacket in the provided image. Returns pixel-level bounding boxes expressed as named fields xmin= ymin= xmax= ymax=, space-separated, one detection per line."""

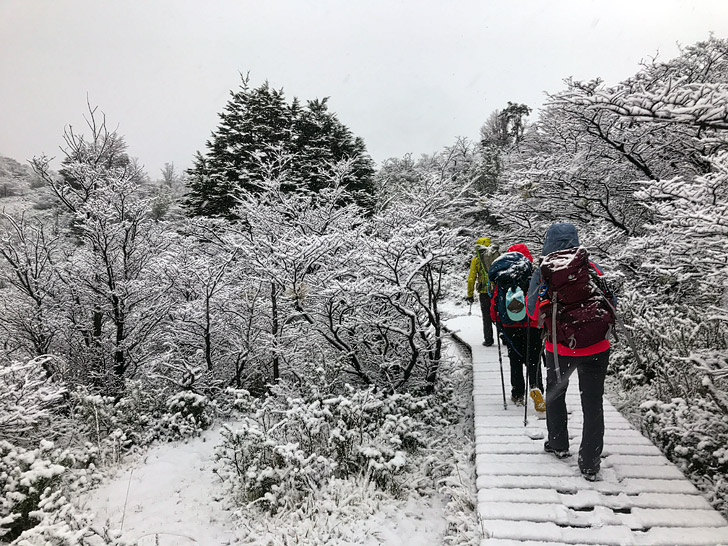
xmin=475 ymin=236 xmax=491 ymax=250
xmin=542 ymin=223 xmax=580 ymax=255
xmin=507 ymin=243 xmax=533 ymax=263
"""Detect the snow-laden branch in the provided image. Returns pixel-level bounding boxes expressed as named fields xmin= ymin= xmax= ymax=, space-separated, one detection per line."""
xmin=556 ymin=80 xmax=728 ymax=131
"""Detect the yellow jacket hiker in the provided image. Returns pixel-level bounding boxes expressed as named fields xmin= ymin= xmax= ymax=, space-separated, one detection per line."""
xmin=466 ymin=237 xmax=499 ymax=346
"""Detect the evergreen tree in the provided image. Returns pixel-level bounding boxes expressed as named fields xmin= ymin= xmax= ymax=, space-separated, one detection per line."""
xmin=292 ymin=98 xmax=375 ymax=202
xmin=185 ymin=76 xmax=375 ymax=218
xmin=185 ymin=78 xmax=293 ymax=217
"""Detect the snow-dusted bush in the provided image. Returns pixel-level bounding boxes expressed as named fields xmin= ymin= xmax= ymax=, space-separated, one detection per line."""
xmin=641 ymin=397 xmax=728 ymax=514
xmin=71 ymin=389 xmax=143 ymax=464
xmin=217 ymin=418 xmax=338 ymax=511
xmin=0 ymin=440 xmax=68 ymax=540
xmin=71 ymin=381 xmax=214 ymax=463
xmin=218 ymin=337 xmax=479 ymax=543
xmin=215 ymin=380 xmax=447 ymax=513
xmin=217 ymin=387 xmax=256 ymax=416
xmin=9 ymin=509 xmax=126 ymax=546
xmin=0 ymin=439 xmax=109 ymax=544
xmin=0 ymin=357 xmax=67 ymax=447
xmin=151 ymin=391 xmax=213 ymax=442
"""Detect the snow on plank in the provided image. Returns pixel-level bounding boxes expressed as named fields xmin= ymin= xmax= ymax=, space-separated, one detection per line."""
xmin=610 ymin=464 xmax=686 ymax=480
xmin=477 ymin=488 xmax=714 ymax=511
xmin=480 ymin=538 xmax=587 ymax=546
xmin=476 ymin=474 xmax=702 ymax=495
xmin=477 ymin=442 xmax=662 ymax=456
xmin=478 ymin=502 xmax=724 ymax=530
xmin=479 ymin=519 xmax=635 ymax=545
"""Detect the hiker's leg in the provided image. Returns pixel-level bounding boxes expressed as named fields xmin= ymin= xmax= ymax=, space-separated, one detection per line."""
xmin=506 ymin=327 xmax=526 ymax=398
xmin=526 ymin=326 xmax=544 ymax=392
xmin=577 ymin=350 xmax=610 ymax=473
xmin=479 ymin=292 xmax=493 ymax=344
xmin=544 ymin=350 xmax=570 ymax=451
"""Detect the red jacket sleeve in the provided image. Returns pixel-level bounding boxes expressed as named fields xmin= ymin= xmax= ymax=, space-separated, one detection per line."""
xmin=490 ymin=287 xmax=498 ymax=323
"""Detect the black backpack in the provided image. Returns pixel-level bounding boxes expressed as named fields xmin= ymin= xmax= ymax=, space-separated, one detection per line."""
xmin=489 ymin=252 xmax=533 ymax=326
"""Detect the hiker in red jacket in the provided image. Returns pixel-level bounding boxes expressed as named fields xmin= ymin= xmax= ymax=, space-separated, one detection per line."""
xmin=488 ymin=244 xmax=545 ymax=413
xmin=526 ymin=223 xmax=615 ymax=482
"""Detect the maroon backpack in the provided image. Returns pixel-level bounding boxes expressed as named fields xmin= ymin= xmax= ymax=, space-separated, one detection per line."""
xmin=540 ymin=247 xmax=615 ymax=349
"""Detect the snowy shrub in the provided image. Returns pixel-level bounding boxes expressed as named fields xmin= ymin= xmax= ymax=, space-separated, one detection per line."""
xmin=609 ymin=300 xmax=704 ymax=397
xmin=7 ymin=487 xmax=127 ymax=546
xmin=71 ymin=382 xmax=214 ymax=462
xmin=0 ymin=440 xmax=68 ymax=540
xmin=217 ymin=387 xmax=256 ymax=416
xmin=215 ymin=381 xmax=447 ymax=513
xmin=641 ymin=397 xmax=728 ymax=515
xmin=70 ymin=390 xmax=136 ymax=465
xmin=0 ymin=439 xmax=109 ymax=543
xmin=439 ymin=444 xmax=479 ymax=546
xmin=0 ymin=357 xmax=67 ymax=447
xmin=0 ymin=358 xmax=123 ymax=543
xmin=217 ymin=419 xmax=337 ymax=512
xmin=151 ymin=391 xmax=213 ymax=441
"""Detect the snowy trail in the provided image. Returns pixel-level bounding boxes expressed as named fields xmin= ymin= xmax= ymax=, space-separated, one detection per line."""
xmin=446 ymin=311 xmax=728 ymax=546
xmin=82 ymin=427 xmax=239 ymax=545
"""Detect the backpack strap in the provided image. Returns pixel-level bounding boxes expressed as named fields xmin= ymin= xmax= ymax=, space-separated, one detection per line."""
xmin=476 ymin=250 xmax=489 ymax=287
xmin=552 ymin=292 xmax=561 ymax=383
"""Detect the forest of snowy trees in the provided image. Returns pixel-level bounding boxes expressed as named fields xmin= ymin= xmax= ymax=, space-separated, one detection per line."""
xmin=1 ymin=36 xmax=727 ymax=544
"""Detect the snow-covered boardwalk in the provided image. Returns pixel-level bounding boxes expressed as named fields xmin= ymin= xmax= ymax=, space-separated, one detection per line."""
xmin=446 ymin=313 xmax=728 ymax=546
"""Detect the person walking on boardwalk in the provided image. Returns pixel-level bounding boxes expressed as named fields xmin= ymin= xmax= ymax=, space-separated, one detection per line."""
xmin=466 ymin=237 xmax=499 ymax=346
xmin=488 ymin=244 xmax=545 ymax=412
xmin=526 ymin=222 xmax=616 ymax=482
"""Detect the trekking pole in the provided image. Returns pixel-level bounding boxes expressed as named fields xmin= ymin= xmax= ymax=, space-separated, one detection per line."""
xmin=468 ymin=301 xmax=473 ymax=316
xmin=552 ymin=293 xmax=561 ymax=383
xmin=524 ymin=324 xmax=530 ymax=426
xmin=495 ymin=323 xmax=507 ymax=410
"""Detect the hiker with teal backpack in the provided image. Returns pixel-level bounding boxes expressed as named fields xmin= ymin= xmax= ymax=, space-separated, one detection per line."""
xmin=488 ymin=244 xmax=546 ymax=414
xmin=526 ymin=223 xmax=616 ymax=482
xmin=466 ymin=237 xmax=500 ymax=346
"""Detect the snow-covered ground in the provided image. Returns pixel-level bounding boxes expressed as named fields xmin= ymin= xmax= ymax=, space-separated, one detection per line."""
xmin=82 ymin=422 xmax=451 ymax=545
xmin=82 ymin=426 xmax=236 ymax=545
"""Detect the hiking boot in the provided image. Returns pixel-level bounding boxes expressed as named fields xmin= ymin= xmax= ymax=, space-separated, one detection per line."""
xmin=482 ymin=339 xmax=493 ymax=347
xmin=581 ymin=469 xmax=599 ymax=482
xmin=544 ymin=441 xmax=570 ymax=459
xmin=511 ymin=394 xmax=524 ymax=406
xmin=530 ymin=388 xmax=546 ymax=413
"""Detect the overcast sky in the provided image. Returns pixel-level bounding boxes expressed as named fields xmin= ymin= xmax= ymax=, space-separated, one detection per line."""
xmin=1 ymin=0 xmax=727 ymax=177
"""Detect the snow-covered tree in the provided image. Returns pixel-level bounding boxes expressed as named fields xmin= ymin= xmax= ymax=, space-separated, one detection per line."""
xmin=185 ymin=75 xmax=375 ymax=218
xmin=0 ymin=215 xmax=61 ymax=360
xmin=30 ymin=110 xmax=172 ymax=391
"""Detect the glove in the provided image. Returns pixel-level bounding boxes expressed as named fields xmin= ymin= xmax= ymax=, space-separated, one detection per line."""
xmin=466 ymin=296 xmax=474 ymax=304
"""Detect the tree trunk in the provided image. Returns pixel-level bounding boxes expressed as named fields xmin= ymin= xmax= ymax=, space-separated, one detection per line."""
xmin=204 ymin=295 xmax=213 ymax=371
xmin=271 ymin=282 xmax=280 ymax=382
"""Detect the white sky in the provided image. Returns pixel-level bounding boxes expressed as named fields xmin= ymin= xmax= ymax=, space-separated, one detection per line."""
xmin=1 ymin=0 xmax=727 ymax=178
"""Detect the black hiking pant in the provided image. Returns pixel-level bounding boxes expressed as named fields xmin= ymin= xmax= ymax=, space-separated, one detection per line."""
xmin=501 ymin=326 xmax=543 ymax=398
xmin=543 ymin=349 xmax=609 ymax=473
xmin=478 ymin=292 xmax=494 ymax=344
